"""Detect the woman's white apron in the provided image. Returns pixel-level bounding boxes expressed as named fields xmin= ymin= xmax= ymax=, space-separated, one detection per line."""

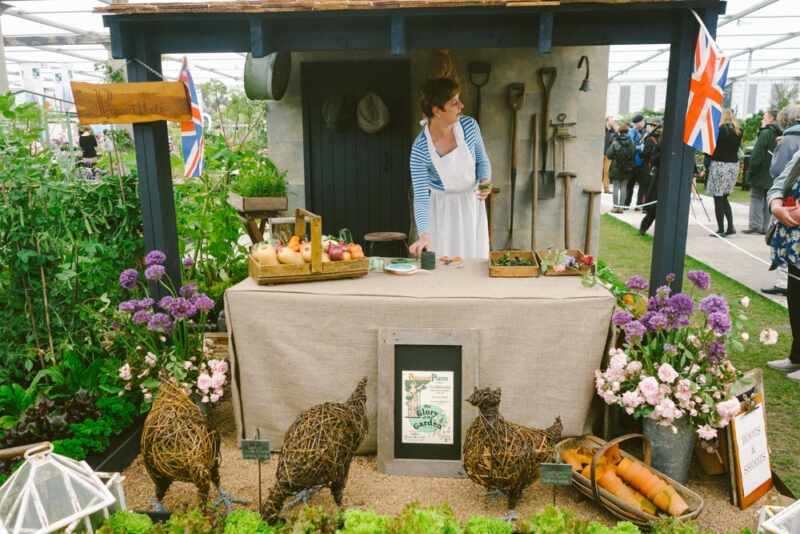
xmin=424 ymin=121 xmax=490 ymax=259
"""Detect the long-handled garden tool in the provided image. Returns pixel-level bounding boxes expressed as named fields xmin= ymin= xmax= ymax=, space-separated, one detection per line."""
xmin=537 ymin=67 xmax=557 ymax=200
xmin=530 ymin=113 xmax=539 ymax=251
xmin=506 ymin=82 xmax=525 ymax=249
xmin=468 ymin=62 xmax=491 ymax=124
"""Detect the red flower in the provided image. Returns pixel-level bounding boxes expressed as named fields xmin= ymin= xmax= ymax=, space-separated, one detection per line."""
xmin=785 ymin=196 xmax=796 ymax=208
xmin=580 ymin=255 xmax=595 ymax=266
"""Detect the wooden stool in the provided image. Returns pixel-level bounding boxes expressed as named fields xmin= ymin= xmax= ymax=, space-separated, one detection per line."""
xmin=364 ymin=232 xmax=408 ymax=257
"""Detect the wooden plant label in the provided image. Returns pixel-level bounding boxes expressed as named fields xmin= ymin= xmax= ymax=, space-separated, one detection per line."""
xmin=71 ymin=81 xmax=191 ymax=124
xmin=540 ymin=463 xmax=573 ymax=486
xmin=241 ymin=439 xmax=271 ymax=460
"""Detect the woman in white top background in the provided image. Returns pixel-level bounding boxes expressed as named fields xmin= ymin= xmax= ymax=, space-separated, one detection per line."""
xmin=408 ymin=78 xmax=493 ymax=259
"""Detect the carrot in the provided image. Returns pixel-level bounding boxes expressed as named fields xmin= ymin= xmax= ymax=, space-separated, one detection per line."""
xmin=604 ymin=444 xmax=623 ymax=466
xmin=598 ymin=470 xmax=646 ymax=512
xmin=560 ymin=450 xmax=586 ymax=471
xmin=616 ymin=458 xmax=689 ymax=516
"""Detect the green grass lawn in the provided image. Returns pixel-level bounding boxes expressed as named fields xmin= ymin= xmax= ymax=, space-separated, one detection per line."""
xmin=599 ymin=214 xmax=800 ymax=497
xmin=696 ymin=181 xmax=750 ymax=205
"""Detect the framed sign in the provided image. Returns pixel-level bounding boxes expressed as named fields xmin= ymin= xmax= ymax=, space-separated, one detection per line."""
xmin=377 ymin=328 xmax=479 ymax=477
xmin=71 ymin=81 xmax=191 ymax=124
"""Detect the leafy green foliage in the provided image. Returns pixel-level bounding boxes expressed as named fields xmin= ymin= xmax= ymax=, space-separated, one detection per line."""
xmin=224 ymin=509 xmax=279 ymax=534
xmin=285 ymin=505 xmax=338 ymax=534
xmin=519 ymin=506 xmax=586 ymax=534
xmin=98 ymin=511 xmax=154 ymax=534
xmin=337 ymin=509 xmax=391 ymax=534
xmin=463 ymin=516 xmax=514 ymax=534
xmin=742 ymin=112 xmax=763 ymax=148
xmin=162 ymin=508 xmax=216 ymax=534
xmin=650 ymin=518 xmax=715 ymax=534
xmin=230 ymin=156 xmax=287 ymax=198
xmin=392 ymin=503 xmax=462 ymax=534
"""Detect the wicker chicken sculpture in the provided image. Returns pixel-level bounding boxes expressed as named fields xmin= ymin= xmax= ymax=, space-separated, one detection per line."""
xmin=463 ymin=386 xmax=563 ymax=509
xmin=261 ymin=377 xmax=368 ymax=523
xmin=141 ymin=381 xmax=232 ymax=511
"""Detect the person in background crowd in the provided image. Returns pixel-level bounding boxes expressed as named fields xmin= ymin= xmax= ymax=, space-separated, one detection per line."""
xmin=606 ymin=124 xmax=636 ymax=214
xmin=639 ymin=120 xmax=662 ymax=235
xmin=78 ymin=127 xmax=98 ymax=160
xmin=763 ymin=104 xmax=800 ymax=297
xmin=766 ymin=148 xmax=800 ymax=382
xmin=745 ymin=110 xmax=781 ymax=235
xmin=706 ymin=109 xmax=742 ymax=237
xmin=602 ymin=116 xmax=617 ymax=194
xmin=625 ymin=114 xmax=647 ymax=209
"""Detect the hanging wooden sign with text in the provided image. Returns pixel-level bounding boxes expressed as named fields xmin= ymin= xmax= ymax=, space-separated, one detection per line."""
xmin=71 ymin=81 xmax=191 ymax=125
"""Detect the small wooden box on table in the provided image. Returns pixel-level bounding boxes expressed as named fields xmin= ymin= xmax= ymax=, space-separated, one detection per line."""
xmin=489 ymin=250 xmax=540 ymax=278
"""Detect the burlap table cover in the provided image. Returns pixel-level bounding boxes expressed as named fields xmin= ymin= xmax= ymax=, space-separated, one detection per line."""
xmin=225 ymin=259 xmax=615 ymax=452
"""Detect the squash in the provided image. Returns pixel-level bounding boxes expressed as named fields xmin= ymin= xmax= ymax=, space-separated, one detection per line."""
xmin=342 ymin=251 xmax=352 ymax=261
xmin=301 ymin=242 xmax=313 ymax=263
xmin=277 ymin=247 xmax=304 ymax=265
xmin=251 ymin=243 xmax=278 ymax=266
xmin=321 ymin=252 xmax=331 ymax=263
xmin=287 ymin=235 xmax=301 ymax=252
xmin=349 ymin=244 xmax=365 ymax=259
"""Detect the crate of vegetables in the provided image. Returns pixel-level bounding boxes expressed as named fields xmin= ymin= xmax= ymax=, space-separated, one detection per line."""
xmin=555 ymin=434 xmax=703 ymax=527
xmin=489 ymin=250 xmax=540 ymax=278
xmin=249 ymin=208 xmax=368 ymax=285
xmin=537 ymin=248 xmax=595 ymax=276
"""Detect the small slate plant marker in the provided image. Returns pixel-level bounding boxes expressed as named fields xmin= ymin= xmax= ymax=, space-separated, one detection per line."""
xmin=540 ymin=462 xmax=572 ymax=506
xmin=241 ymin=428 xmax=271 ymax=509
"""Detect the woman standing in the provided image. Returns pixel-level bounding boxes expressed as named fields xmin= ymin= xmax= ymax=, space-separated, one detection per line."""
xmin=606 ymin=124 xmax=636 ymax=214
xmin=408 ymin=78 xmax=492 ymax=259
xmin=706 ymin=109 xmax=743 ymax=236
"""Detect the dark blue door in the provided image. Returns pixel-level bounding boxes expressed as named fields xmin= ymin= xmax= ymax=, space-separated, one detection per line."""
xmin=302 ymin=60 xmax=411 ymax=244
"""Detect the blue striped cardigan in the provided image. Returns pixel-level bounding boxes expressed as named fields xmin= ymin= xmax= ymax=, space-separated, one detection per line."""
xmin=409 ymin=115 xmax=491 ymax=234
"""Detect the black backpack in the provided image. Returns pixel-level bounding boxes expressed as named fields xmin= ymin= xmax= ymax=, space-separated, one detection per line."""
xmin=615 ymin=138 xmax=636 ymax=176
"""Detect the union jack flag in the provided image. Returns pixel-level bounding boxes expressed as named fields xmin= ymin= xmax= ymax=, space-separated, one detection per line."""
xmin=179 ymin=59 xmax=204 ymax=177
xmin=683 ymin=20 xmax=730 ymax=155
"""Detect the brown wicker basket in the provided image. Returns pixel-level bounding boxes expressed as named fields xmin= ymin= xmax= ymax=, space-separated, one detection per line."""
xmin=554 ymin=434 xmax=704 ymax=527
xmin=489 ymin=250 xmax=540 ymax=277
xmin=536 ymin=249 xmax=593 ymax=277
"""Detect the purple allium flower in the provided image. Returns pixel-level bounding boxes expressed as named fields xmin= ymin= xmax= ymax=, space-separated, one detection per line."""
xmin=136 ymin=297 xmax=155 ymax=310
xmin=708 ymin=311 xmax=731 ymax=335
xmin=145 ymin=250 xmax=167 ymax=266
xmin=625 ymin=275 xmax=649 ymax=291
xmin=182 ymin=255 xmax=194 ymax=268
xmin=687 ymin=271 xmax=711 ymax=291
xmin=193 ymin=294 xmax=215 ymax=312
xmin=144 ymin=264 xmax=166 ymax=281
xmin=648 ymin=312 xmax=668 ymax=331
xmin=158 ymin=296 xmax=175 ymax=311
xmin=700 ymin=294 xmax=729 ymax=316
xmin=168 ymin=297 xmax=197 ymax=320
xmin=666 ymin=273 xmax=676 ymax=284
xmin=119 ymin=269 xmax=138 ymax=290
xmin=132 ymin=309 xmax=152 ymax=325
xmin=623 ymin=320 xmax=647 ymax=340
xmin=667 ymin=293 xmax=694 ymax=317
xmin=179 ymin=283 xmax=198 ymax=299
xmin=118 ymin=300 xmax=137 ymax=313
xmin=708 ymin=340 xmax=727 ymax=364
xmin=147 ymin=312 xmax=173 ymax=333
xmin=612 ymin=310 xmax=634 ymax=326
xmin=656 ymin=285 xmax=672 ymax=301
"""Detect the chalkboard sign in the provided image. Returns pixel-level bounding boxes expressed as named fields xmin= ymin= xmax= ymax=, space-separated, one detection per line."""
xmin=394 ymin=344 xmax=462 ymax=461
xmin=241 ymin=439 xmax=271 ymax=460
xmin=731 ymin=403 xmax=772 ymax=509
xmin=540 ymin=463 xmax=573 ymax=486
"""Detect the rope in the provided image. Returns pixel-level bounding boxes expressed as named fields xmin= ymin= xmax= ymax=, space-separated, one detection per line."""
xmin=129 ymin=58 xmax=167 ymax=80
xmin=610 ymin=200 xmax=658 ymax=209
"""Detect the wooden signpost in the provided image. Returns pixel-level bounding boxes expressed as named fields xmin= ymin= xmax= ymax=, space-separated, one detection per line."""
xmin=70 ymin=81 xmax=191 ymax=125
xmin=540 ymin=462 xmax=573 ymax=505
xmin=241 ymin=429 xmax=271 ymax=509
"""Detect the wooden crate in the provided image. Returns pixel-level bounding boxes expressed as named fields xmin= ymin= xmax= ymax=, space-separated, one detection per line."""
xmin=249 ymin=208 xmax=369 ymax=285
xmin=228 ymin=192 xmax=288 ymax=213
xmin=555 ymin=434 xmax=704 ymax=527
xmin=489 ymin=250 xmax=540 ymax=277
xmin=537 ymin=249 xmax=593 ymax=277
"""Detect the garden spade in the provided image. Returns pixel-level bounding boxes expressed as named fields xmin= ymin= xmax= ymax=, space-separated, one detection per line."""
xmin=468 ymin=62 xmax=491 ymax=124
xmin=506 ymin=82 xmax=525 ymax=249
xmin=537 ymin=67 xmax=557 ymax=200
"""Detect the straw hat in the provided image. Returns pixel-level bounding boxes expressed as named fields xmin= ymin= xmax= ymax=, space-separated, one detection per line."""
xmin=357 ymin=92 xmax=390 ymax=134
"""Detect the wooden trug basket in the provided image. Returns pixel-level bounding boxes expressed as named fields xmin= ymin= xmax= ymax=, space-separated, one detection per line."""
xmin=537 ymin=248 xmax=593 ymax=277
xmin=554 ymin=434 xmax=704 ymax=527
xmin=249 ymin=208 xmax=369 ymax=285
xmin=489 ymin=250 xmax=540 ymax=277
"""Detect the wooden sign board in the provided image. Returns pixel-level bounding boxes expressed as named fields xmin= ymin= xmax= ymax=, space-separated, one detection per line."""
xmin=241 ymin=438 xmax=271 ymax=461
xmin=540 ymin=463 xmax=573 ymax=486
xmin=730 ymin=403 xmax=773 ymax=509
xmin=71 ymin=81 xmax=191 ymax=125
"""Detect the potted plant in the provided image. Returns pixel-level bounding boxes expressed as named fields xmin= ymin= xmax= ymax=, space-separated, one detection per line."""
xmin=594 ymin=271 xmax=770 ymax=483
xmin=227 ymin=154 xmax=288 ymax=213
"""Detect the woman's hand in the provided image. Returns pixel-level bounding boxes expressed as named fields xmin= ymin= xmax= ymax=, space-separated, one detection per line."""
xmin=476 ymin=179 xmax=492 ymax=201
xmin=409 ymin=233 xmax=432 ymax=257
xmin=771 ymin=201 xmax=800 ymax=227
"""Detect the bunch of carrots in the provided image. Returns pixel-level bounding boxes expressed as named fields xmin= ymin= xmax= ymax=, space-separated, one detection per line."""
xmin=560 ymin=445 xmax=689 ymax=517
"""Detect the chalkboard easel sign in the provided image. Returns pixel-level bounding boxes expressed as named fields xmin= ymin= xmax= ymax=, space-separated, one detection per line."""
xmin=377 ymin=328 xmax=479 ymax=478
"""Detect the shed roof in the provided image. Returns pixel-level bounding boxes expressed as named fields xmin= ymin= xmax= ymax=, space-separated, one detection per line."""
xmin=97 ymin=0 xmax=680 ymax=15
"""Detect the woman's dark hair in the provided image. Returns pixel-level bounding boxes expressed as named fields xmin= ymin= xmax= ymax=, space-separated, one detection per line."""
xmin=617 ymin=124 xmax=630 ymax=135
xmin=419 ymin=78 xmax=460 ymax=119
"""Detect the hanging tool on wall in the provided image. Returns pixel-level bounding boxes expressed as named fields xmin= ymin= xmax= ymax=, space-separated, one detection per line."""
xmin=530 ymin=113 xmax=539 ymax=251
xmin=582 ymin=189 xmax=602 ymax=254
xmin=558 ymin=172 xmax=576 ymax=249
xmin=468 ymin=62 xmax=491 ymax=124
xmin=537 ymin=67 xmax=557 ymax=200
xmin=506 ymin=82 xmax=525 ymax=249
xmin=550 ymin=112 xmax=577 ymax=175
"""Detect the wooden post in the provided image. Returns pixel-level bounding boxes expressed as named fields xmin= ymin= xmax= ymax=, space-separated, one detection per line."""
xmin=126 ymin=38 xmax=181 ymax=289
xmin=649 ymin=8 xmax=719 ymax=293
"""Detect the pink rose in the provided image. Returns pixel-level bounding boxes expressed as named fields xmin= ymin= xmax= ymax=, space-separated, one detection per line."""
xmin=622 ymin=391 xmax=644 ymax=413
xmin=609 ymin=349 xmax=628 ymax=370
xmin=118 ymin=363 xmax=132 ymax=381
xmin=210 ymin=392 xmax=221 ymax=403
xmin=654 ymin=398 xmax=678 ymax=422
xmin=716 ymin=398 xmax=741 ymax=419
xmin=210 ymin=372 xmax=226 ymax=390
xmin=197 ymin=372 xmax=212 ymax=393
xmin=675 ymin=379 xmax=693 ymax=404
xmin=697 ymin=424 xmax=717 ymax=441
xmin=657 ymin=363 xmax=679 ymax=384
xmin=638 ymin=376 xmax=661 ymax=405
xmin=625 ymin=361 xmax=643 ymax=375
